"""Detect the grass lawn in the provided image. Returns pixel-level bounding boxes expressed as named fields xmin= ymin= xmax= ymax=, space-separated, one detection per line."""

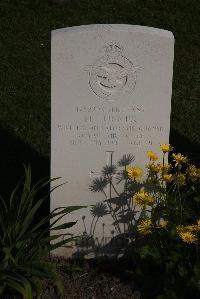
xmin=0 ymin=0 xmax=199 ymax=188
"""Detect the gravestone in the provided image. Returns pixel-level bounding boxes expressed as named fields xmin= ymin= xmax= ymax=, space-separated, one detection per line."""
xmin=51 ymin=24 xmax=174 ymax=257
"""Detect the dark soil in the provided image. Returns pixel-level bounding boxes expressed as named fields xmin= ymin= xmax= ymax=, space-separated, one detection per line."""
xmin=42 ymin=257 xmax=142 ymax=299
xmin=4 ymin=257 xmax=142 ymax=299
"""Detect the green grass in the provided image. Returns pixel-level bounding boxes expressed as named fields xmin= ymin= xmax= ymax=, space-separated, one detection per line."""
xmin=0 ymin=0 xmax=199 ymax=159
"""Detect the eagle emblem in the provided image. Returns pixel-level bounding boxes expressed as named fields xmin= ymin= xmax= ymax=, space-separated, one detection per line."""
xmin=88 ymin=42 xmax=137 ymax=100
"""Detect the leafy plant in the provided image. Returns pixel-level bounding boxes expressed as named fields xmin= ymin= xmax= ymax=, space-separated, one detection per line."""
xmin=0 ymin=165 xmax=83 ymax=298
xmin=127 ymin=146 xmax=200 ymax=298
xmin=88 ymin=144 xmax=200 ymax=297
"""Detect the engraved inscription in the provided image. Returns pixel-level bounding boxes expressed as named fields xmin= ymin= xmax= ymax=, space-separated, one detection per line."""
xmin=57 ymin=105 xmax=164 ymax=148
xmin=88 ymin=42 xmax=138 ymax=100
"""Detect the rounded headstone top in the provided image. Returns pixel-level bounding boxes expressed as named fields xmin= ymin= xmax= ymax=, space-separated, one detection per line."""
xmin=51 ymin=24 xmax=174 ymax=40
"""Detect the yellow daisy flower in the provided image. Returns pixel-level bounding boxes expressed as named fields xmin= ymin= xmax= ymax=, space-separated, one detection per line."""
xmin=127 ymin=167 xmax=143 ymax=180
xmin=186 ymin=165 xmax=199 ymax=181
xmin=147 ymin=151 xmax=158 ymax=161
xmin=157 ymin=219 xmax=168 ymax=228
xmin=176 ymin=225 xmax=187 ymax=235
xmin=179 ymin=231 xmax=197 ymax=244
xmin=162 ymin=174 xmax=173 ymax=182
xmin=160 ymin=143 xmax=172 ymax=153
xmin=185 ymin=225 xmax=198 ymax=232
xmin=159 ymin=163 xmax=171 ymax=174
xmin=177 ymin=224 xmax=199 ymax=233
xmin=137 ymin=219 xmax=152 ymax=235
xmin=172 ymin=153 xmax=188 ymax=167
xmin=146 ymin=163 xmax=161 ymax=174
xmin=133 ymin=191 xmax=155 ymax=206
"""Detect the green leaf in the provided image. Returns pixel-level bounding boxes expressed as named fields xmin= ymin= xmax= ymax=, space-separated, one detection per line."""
xmin=50 ymin=206 xmax=84 ymax=228
xmin=51 ymin=205 xmax=85 ymax=218
xmin=6 ymin=273 xmax=33 ymax=299
xmin=17 ymin=196 xmax=47 ymax=240
xmin=0 ymin=165 xmax=83 ymax=298
xmin=52 ymin=222 xmax=77 ymax=231
xmin=49 ymin=237 xmax=74 ymax=251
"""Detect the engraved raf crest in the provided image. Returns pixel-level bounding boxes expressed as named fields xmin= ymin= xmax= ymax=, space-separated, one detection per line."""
xmin=88 ymin=42 xmax=137 ymax=100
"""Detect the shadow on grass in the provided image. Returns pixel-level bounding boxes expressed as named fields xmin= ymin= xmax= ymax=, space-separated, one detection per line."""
xmin=170 ymin=127 xmax=200 ymax=166
xmin=0 ymin=125 xmax=50 ymax=222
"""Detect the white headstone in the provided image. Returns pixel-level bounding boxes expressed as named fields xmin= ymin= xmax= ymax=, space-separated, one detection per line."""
xmin=51 ymin=24 xmax=174 ymax=257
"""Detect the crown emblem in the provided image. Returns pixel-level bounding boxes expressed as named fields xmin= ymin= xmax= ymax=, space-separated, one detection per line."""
xmin=105 ymin=41 xmax=124 ymax=55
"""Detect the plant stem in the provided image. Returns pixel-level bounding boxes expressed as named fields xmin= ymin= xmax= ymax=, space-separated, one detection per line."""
xmin=90 ymin=216 xmax=96 ymax=235
xmin=92 ymin=217 xmax=99 ymax=235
